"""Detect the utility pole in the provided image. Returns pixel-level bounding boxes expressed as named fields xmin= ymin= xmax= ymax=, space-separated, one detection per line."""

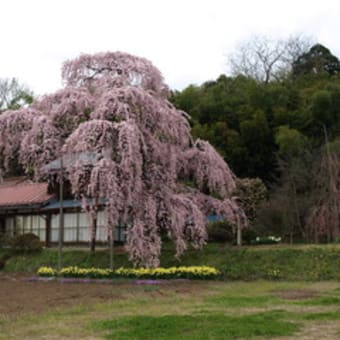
xmin=58 ymin=155 xmax=64 ymax=271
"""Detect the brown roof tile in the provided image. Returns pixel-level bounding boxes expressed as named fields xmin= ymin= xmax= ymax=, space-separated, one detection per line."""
xmin=0 ymin=179 xmax=54 ymax=207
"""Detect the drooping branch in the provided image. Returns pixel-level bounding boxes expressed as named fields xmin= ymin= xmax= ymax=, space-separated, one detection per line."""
xmin=19 ymin=116 xmax=62 ymax=178
xmin=34 ymin=87 xmax=95 ymax=138
xmin=64 ymin=119 xmax=115 ymax=153
xmin=183 ymin=139 xmax=237 ymax=197
xmin=92 ymin=86 xmax=191 ymax=146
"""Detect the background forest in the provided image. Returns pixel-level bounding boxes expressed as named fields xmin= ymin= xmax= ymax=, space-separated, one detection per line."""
xmin=171 ymin=37 xmax=340 ymax=244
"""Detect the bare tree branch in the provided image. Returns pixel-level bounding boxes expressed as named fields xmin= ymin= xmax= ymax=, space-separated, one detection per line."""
xmin=228 ymin=34 xmax=315 ymax=83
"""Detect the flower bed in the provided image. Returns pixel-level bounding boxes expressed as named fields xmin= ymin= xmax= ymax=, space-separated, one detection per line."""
xmin=37 ymin=265 xmax=220 ymax=280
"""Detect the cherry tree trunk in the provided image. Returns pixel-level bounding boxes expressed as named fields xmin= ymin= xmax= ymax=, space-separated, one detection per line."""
xmin=236 ymin=222 xmax=242 ymax=246
xmin=90 ymin=216 xmax=97 ymax=252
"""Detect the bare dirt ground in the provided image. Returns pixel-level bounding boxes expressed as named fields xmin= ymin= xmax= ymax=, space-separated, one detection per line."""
xmin=0 ymin=272 xmax=200 ymax=321
xmin=0 ymin=272 xmax=133 ymax=320
xmin=273 ymin=289 xmax=319 ymax=300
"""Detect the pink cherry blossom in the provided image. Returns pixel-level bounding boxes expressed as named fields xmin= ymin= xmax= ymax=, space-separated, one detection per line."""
xmin=0 ymin=51 xmax=247 ymax=266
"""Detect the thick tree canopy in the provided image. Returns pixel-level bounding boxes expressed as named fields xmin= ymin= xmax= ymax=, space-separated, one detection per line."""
xmin=0 ymin=51 xmax=247 ymax=267
xmin=292 ymin=44 xmax=340 ymax=77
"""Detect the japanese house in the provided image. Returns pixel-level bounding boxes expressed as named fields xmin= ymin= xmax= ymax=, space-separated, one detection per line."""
xmin=0 ymin=177 xmax=126 ymax=245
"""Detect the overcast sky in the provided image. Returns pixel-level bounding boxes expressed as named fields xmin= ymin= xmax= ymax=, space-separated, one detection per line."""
xmin=1 ymin=0 xmax=340 ymax=95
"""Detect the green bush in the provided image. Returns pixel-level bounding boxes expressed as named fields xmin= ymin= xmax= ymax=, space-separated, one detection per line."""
xmin=207 ymin=221 xmax=234 ymax=243
xmin=0 ymin=233 xmax=12 ymax=249
xmin=10 ymin=233 xmax=42 ymax=252
xmin=241 ymin=228 xmax=258 ymax=245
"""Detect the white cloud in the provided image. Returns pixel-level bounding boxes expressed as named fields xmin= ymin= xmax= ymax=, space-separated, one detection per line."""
xmin=1 ymin=0 xmax=340 ymax=94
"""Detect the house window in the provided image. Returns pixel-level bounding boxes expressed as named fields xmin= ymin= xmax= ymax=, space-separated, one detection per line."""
xmin=4 ymin=215 xmax=46 ymax=241
xmin=50 ymin=211 xmax=126 ymax=243
xmin=51 ymin=214 xmax=60 ymax=242
xmin=97 ymin=211 xmax=107 ymax=241
xmin=78 ymin=212 xmax=89 ymax=242
xmin=5 ymin=217 xmax=15 ymax=236
xmin=64 ymin=213 xmax=78 ymax=242
xmin=31 ymin=215 xmax=46 ymax=241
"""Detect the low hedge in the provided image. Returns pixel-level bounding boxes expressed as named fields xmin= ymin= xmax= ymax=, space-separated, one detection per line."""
xmin=37 ymin=265 xmax=221 ymax=280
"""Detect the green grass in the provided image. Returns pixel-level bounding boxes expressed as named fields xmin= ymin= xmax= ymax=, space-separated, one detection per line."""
xmin=302 ymin=310 xmax=340 ymax=320
xmin=2 ymin=243 xmax=340 ymax=281
xmin=209 ymin=295 xmax=281 ymax=307
xmin=1 ymin=247 xmax=131 ymax=272
xmin=296 ymin=296 xmax=340 ymax=305
xmin=94 ymin=311 xmax=300 ymax=339
xmin=2 ymin=281 xmax=340 ymax=339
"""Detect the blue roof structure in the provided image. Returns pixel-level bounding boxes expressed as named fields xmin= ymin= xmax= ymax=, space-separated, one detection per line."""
xmin=207 ymin=215 xmax=225 ymax=222
xmin=42 ymin=197 xmax=108 ymax=211
xmin=42 ymin=199 xmax=82 ymax=210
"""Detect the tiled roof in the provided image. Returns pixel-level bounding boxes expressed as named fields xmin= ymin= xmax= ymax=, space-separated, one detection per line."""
xmin=0 ymin=178 xmax=55 ymax=207
xmin=0 ymin=177 xmax=26 ymax=188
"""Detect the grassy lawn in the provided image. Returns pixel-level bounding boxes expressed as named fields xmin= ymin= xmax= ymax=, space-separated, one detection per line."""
xmin=2 ymin=243 xmax=340 ymax=281
xmin=2 ymin=244 xmax=340 ymax=338
xmin=2 ymin=280 xmax=340 ymax=339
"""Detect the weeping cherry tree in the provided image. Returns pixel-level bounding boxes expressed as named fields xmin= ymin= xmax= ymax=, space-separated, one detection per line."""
xmin=0 ymin=52 xmax=247 ymax=267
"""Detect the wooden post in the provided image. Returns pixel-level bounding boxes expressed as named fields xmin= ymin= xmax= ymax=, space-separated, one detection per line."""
xmin=90 ymin=215 xmax=97 ymax=252
xmin=45 ymin=214 xmax=51 ymax=247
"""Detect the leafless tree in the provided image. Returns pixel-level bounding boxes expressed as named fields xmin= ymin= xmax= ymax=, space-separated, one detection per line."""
xmin=228 ymin=34 xmax=314 ymax=83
